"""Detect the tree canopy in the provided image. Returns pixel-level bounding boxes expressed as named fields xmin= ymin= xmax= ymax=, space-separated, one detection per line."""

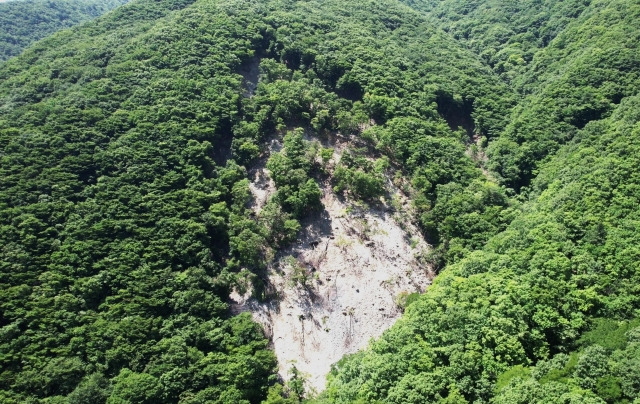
xmin=1 ymin=0 xmax=639 ymax=402
xmin=0 ymin=0 xmax=130 ymax=63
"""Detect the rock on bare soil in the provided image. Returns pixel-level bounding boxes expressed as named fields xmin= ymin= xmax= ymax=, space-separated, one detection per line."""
xmin=231 ymin=135 xmax=434 ymax=392
xmin=231 ymin=141 xmax=434 ymax=393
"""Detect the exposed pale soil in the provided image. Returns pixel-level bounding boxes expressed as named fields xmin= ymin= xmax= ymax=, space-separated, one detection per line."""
xmin=231 ymin=137 xmax=434 ymax=392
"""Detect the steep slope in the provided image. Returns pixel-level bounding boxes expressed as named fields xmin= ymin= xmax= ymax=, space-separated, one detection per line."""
xmin=322 ymin=92 xmax=640 ymax=404
xmin=234 ymin=135 xmax=434 ymax=392
xmin=0 ymin=0 xmax=513 ymax=401
xmin=400 ymin=0 xmax=592 ymax=85
xmin=221 ymin=0 xmax=518 ymax=391
xmin=0 ymin=0 xmax=277 ymax=402
xmin=3 ymin=0 xmax=637 ymax=402
xmin=400 ymin=0 xmax=640 ymax=191
xmin=0 ymin=0 xmax=130 ymax=63
xmin=487 ymin=0 xmax=640 ymax=190
xmin=320 ymin=1 xmax=640 ymax=402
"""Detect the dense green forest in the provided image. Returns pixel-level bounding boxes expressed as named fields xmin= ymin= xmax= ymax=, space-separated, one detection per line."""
xmin=0 ymin=0 xmax=639 ymax=402
xmin=318 ymin=0 xmax=640 ymax=403
xmin=0 ymin=0 xmax=130 ymax=63
xmin=320 ymin=94 xmax=640 ymax=403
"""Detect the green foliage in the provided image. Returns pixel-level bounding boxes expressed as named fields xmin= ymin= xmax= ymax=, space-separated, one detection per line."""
xmin=107 ymin=369 xmax=163 ymax=404
xmin=2 ymin=0 xmax=640 ymax=402
xmin=486 ymin=0 xmax=640 ymax=190
xmin=2 ymin=0 xmax=508 ymax=399
xmin=262 ymin=366 xmax=310 ymax=404
xmin=574 ymin=346 xmax=609 ymax=390
xmin=400 ymin=0 xmax=640 ymax=191
xmin=0 ymin=0 xmax=130 ymax=63
xmin=422 ymin=179 xmax=515 ymax=263
xmin=400 ymin=0 xmax=592 ymax=84
xmin=267 ymin=129 xmax=322 ymax=218
xmin=259 ymin=202 xmax=301 ymax=247
xmin=0 ymin=0 xmax=281 ymax=401
xmin=320 ymin=147 xmax=334 ymax=164
xmin=68 ymin=373 xmax=112 ymax=404
xmin=495 ymin=365 xmax=531 ymax=393
xmin=394 ymin=291 xmax=420 ymax=312
xmin=333 ymin=148 xmax=386 ymax=202
xmin=286 ymin=365 xmax=308 ymax=402
xmin=263 ymin=383 xmax=300 ymax=404
xmin=579 ymin=318 xmax=640 ymax=352
xmin=370 ymin=116 xmax=514 ymax=259
xmin=492 ymin=322 xmax=640 ymax=403
xmin=284 ymin=256 xmax=311 ymax=289
xmin=321 ymin=95 xmax=640 ymax=403
xmin=317 ymin=1 xmax=640 ymax=401
xmin=596 ymin=375 xmax=623 ymax=403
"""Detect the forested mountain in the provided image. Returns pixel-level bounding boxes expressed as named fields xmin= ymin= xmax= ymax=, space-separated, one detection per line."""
xmin=320 ymin=94 xmax=640 ymax=403
xmin=401 ymin=0 xmax=592 ymax=84
xmin=0 ymin=0 xmax=638 ymax=403
xmin=400 ymin=0 xmax=640 ymax=191
xmin=0 ymin=0 xmax=130 ymax=63
xmin=319 ymin=0 xmax=640 ymax=403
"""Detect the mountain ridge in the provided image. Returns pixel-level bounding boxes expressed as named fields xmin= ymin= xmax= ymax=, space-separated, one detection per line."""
xmin=1 ymin=0 xmax=639 ymax=402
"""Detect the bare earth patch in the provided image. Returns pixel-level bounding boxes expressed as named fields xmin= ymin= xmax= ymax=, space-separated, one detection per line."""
xmin=231 ymin=144 xmax=434 ymax=392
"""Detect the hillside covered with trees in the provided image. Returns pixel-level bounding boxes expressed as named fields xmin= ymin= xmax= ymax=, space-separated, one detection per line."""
xmin=0 ymin=0 xmax=638 ymax=403
xmin=320 ymin=0 xmax=640 ymax=403
xmin=0 ymin=0 xmax=130 ymax=63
